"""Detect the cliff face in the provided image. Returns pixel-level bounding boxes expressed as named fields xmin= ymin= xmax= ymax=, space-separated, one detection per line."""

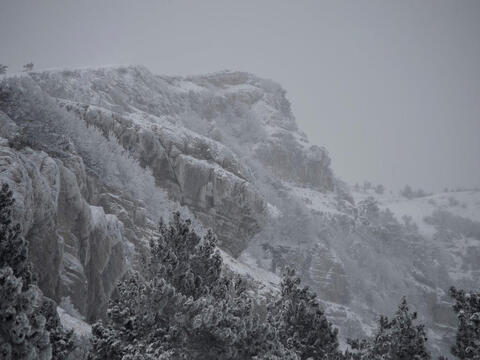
xmin=17 ymin=66 xmax=334 ymax=258
xmin=0 ymin=135 xmax=131 ymax=322
xmin=2 ymin=66 xmax=477 ymax=357
xmin=0 ymin=66 xmax=334 ymax=323
xmin=56 ymin=99 xmax=265 ymax=257
xmin=28 ymin=66 xmax=334 ymax=191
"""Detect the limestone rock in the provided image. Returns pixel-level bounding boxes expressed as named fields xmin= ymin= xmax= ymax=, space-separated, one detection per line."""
xmin=0 ymin=139 xmax=131 ymax=321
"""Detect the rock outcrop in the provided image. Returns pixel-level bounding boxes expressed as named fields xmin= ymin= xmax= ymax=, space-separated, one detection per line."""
xmin=0 ymin=135 xmax=132 ymax=321
xmin=56 ymin=100 xmax=265 ymax=257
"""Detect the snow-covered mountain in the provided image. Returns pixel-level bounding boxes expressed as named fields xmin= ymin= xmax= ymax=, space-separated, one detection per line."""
xmin=0 ymin=65 xmax=478 ymax=356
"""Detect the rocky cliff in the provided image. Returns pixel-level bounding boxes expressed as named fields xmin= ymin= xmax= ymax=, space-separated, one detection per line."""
xmin=1 ymin=66 xmax=478 ymax=357
xmin=1 ymin=66 xmax=334 ymax=322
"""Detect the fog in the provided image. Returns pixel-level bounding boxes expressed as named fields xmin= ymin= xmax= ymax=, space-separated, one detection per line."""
xmin=1 ymin=0 xmax=479 ymax=192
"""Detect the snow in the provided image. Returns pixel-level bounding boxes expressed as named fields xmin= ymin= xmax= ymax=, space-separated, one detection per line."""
xmin=57 ymin=306 xmax=91 ymax=337
xmin=90 ymin=206 xmax=107 ymax=227
xmin=175 ymin=79 xmax=207 ymax=93
xmin=217 ymin=83 xmax=259 ymax=95
xmin=352 ymin=189 xmax=480 ymax=238
xmin=267 ymin=202 xmax=281 ymax=218
xmin=288 ymin=184 xmax=344 ymax=216
xmin=222 ymin=250 xmax=280 ymax=292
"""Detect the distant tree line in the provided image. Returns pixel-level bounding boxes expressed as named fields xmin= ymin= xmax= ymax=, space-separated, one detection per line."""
xmin=354 ymin=181 xmax=386 ymax=195
xmin=444 ymin=186 xmax=480 ymax=193
xmin=353 ymin=181 xmax=441 ymax=199
xmin=400 ymin=184 xmax=431 ymax=199
xmin=0 ymin=62 xmax=34 ymax=75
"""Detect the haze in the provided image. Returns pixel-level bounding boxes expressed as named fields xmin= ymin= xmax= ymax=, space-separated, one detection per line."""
xmin=1 ymin=0 xmax=479 ymax=192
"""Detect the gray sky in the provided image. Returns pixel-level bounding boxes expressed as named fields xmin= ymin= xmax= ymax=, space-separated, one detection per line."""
xmin=1 ymin=0 xmax=479 ymax=192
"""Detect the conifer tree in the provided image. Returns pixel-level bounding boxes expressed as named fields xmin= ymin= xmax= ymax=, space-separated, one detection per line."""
xmin=347 ymin=298 xmax=431 ymax=360
xmin=0 ymin=267 xmax=51 ymax=360
xmin=22 ymin=63 xmax=34 ymax=72
xmin=0 ymin=184 xmax=35 ymax=288
xmin=0 ymin=183 xmax=74 ymax=360
xmin=39 ymin=299 xmax=75 ymax=360
xmin=0 ymin=64 xmax=7 ymax=75
xmin=400 ymin=185 xmax=414 ymax=199
xmin=270 ymin=267 xmax=342 ymax=360
xmin=0 ymin=184 xmax=51 ymax=359
xmin=449 ymin=287 xmax=480 ymax=359
xmin=90 ymin=212 xmax=295 ymax=360
xmin=147 ymin=215 xmax=222 ymax=300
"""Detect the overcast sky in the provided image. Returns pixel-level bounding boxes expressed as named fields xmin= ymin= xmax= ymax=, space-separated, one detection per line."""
xmin=1 ymin=0 xmax=479 ymax=192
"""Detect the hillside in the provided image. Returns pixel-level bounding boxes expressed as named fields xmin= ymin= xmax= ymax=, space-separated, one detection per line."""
xmin=0 ymin=66 xmax=479 ymax=357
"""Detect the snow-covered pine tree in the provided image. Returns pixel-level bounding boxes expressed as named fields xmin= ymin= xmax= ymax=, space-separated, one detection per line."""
xmin=147 ymin=215 xmax=223 ymax=300
xmin=22 ymin=63 xmax=34 ymax=72
xmin=0 ymin=267 xmax=51 ymax=360
xmin=449 ymin=287 xmax=480 ymax=359
xmin=0 ymin=184 xmax=51 ymax=359
xmin=39 ymin=299 xmax=75 ymax=360
xmin=400 ymin=185 xmax=414 ymax=199
xmin=0 ymin=183 xmax=75 ymax=360
xmin=270 ymin=267 xmax=342 ymax=360
xmin=0 ymin=64 xmax=7 ymax=75
xmin=374 ymin=184 xmax=385 ymax=195
xmin=347 ymin=297 xmax=431 ymax=360
xmin=90 ymin=272 xmax=183 ymax=359
xmin=0 ymin=184 xmax=35 ymax=289
xmin=90 ymin=212 xmax=293 ymax=360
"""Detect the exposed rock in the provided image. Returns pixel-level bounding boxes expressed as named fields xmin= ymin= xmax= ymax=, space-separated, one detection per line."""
xmin=254 ymin=133 xmax=334 ymax=191
xmin=0 ymin=137 xmax=131 ymax=321
xmin=56 ymin=99 xmax=265 ymax=256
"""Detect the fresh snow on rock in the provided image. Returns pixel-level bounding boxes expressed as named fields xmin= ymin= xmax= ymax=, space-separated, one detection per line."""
xmin=57 ymin=306 xmax=91 ymax=337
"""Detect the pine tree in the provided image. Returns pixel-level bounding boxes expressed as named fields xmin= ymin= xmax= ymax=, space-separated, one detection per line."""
xmin=400 ymin=185 xmax=414 ymax=199
xmin=39 ymin=299 xmax=75 ymax=360
xmin=90 ymin=212 xmax=293 ymax=360
xmin=270 ymin=267 xmax=342 ymax=360
xmin=449 ymin=287 xmax=480 ymax=359
xmin=374 ymin=184 xmax=385 ymax=195
xmin=0 ymin=183 xmax=51 ymax=359
xmin=0 ymin=267 xmax=51 ymax=360
xmin=22 ymin=63 xmax=34 ymax=72
xmin=147 ymin=215 xmax=223 ymax=300
xmin=0 ymin=64 xmax=7 ymax=75
xmin=347 ymin=297 xmax=431 ymax=360
xmin=358 ymin=196 xmax=380 ymax=224
xmin=0 ymin=183 xmax=74 ymax=360
xmin=0 ymin=184 xmax=35 ymax=289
